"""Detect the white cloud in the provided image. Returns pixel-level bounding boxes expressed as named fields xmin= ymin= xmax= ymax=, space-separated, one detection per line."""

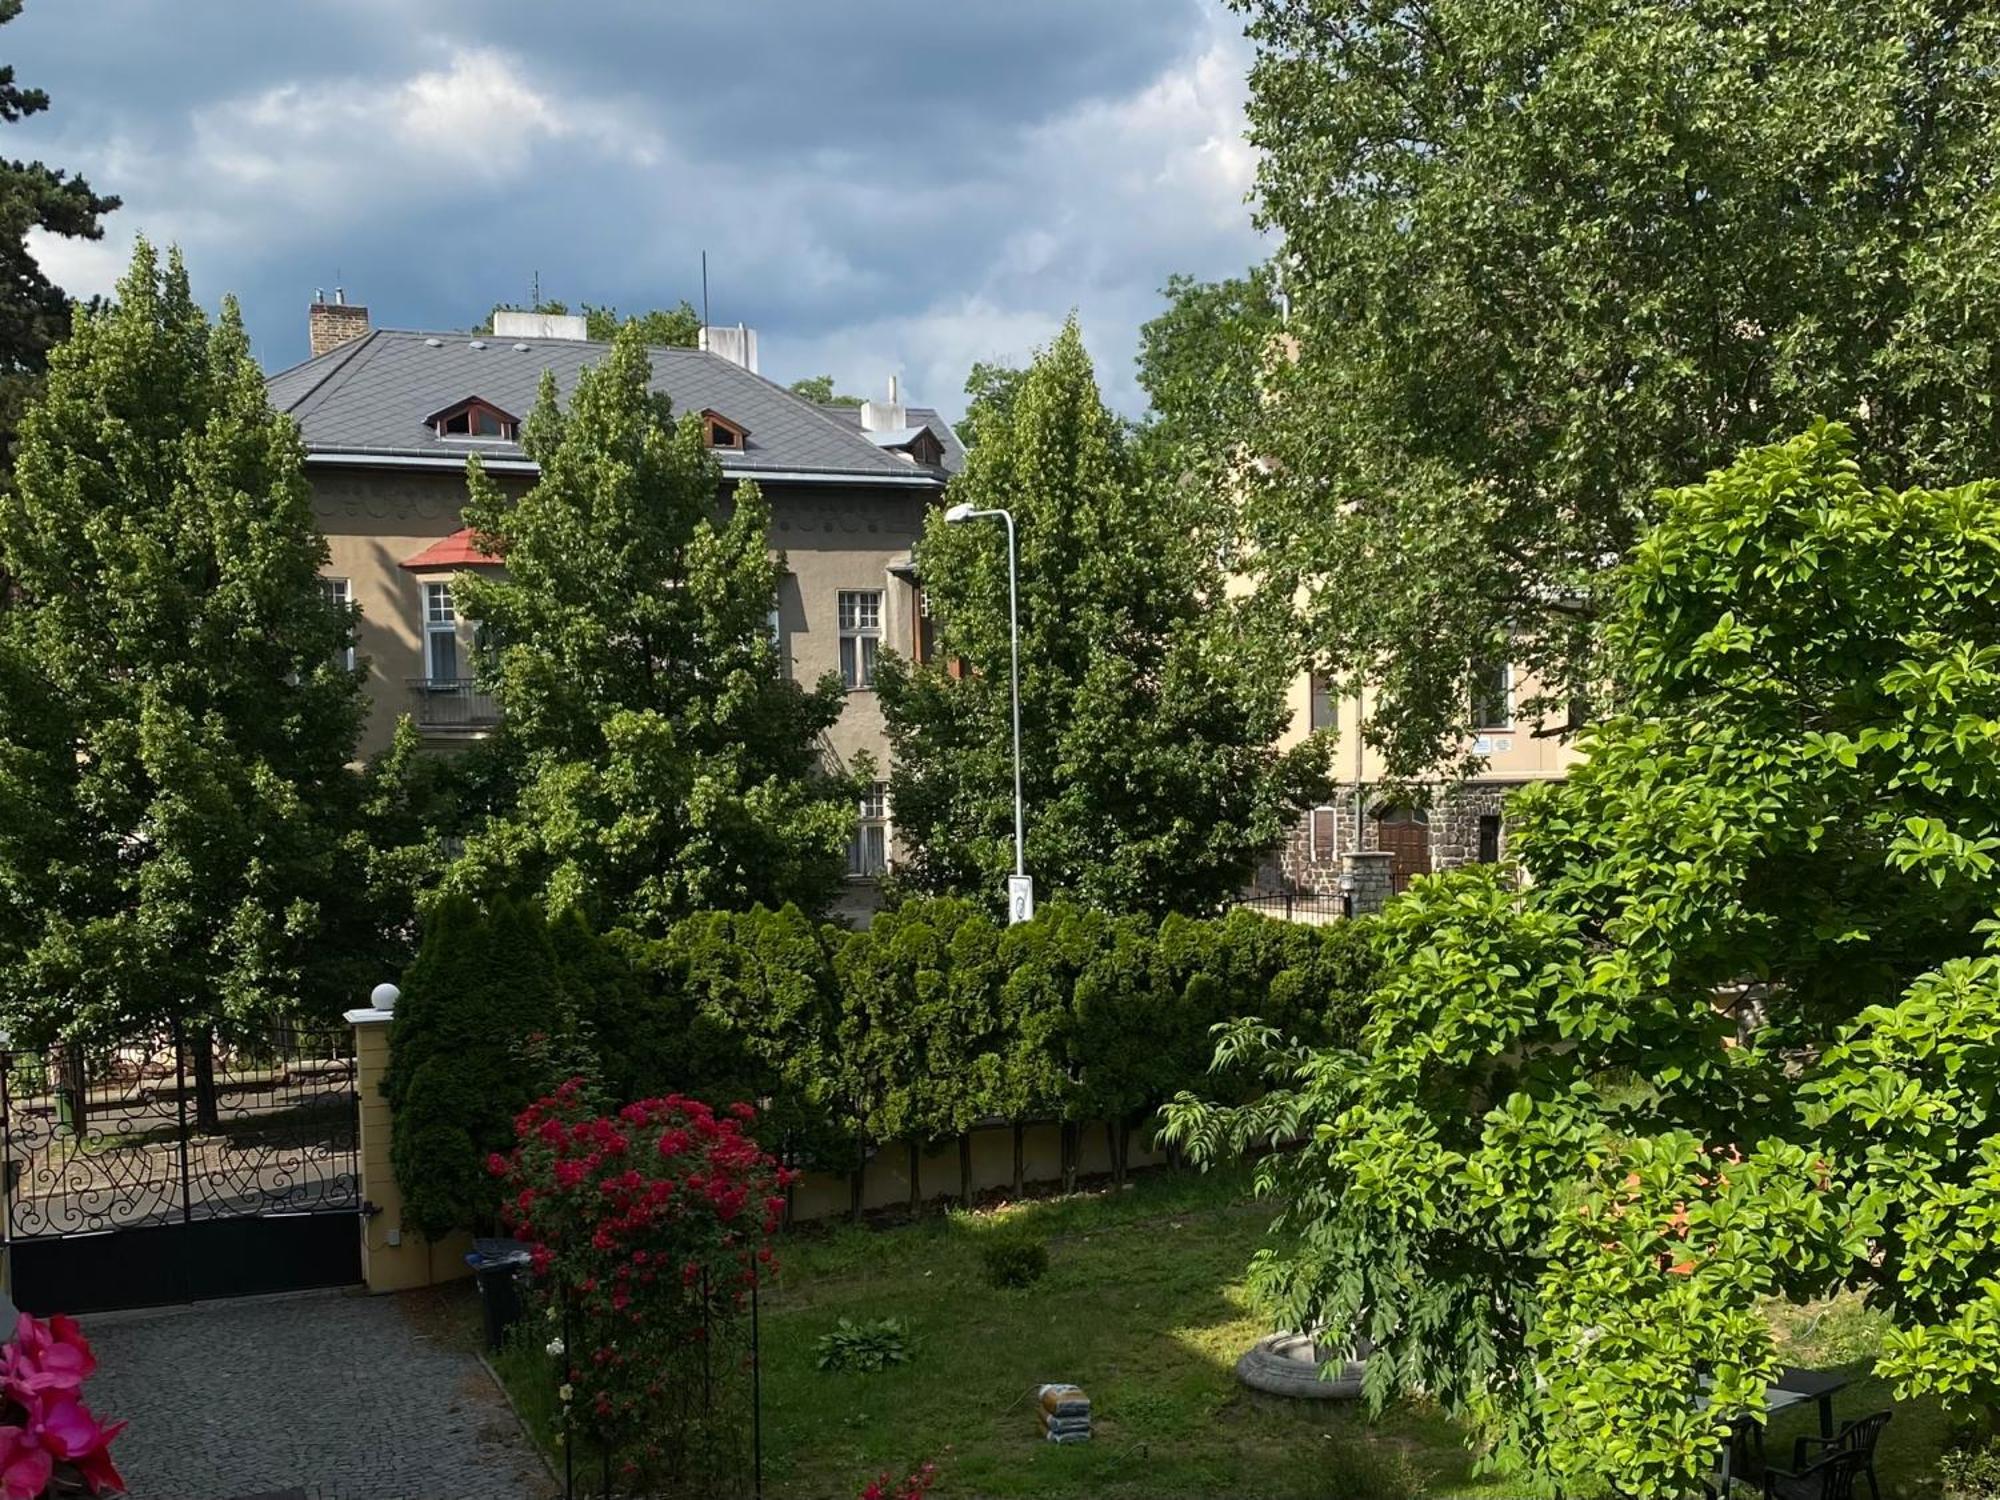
xmin=194 ymin=46 xmax=663 ymax=201
xmin=20 ymin=11 xmax=1267 ymax=418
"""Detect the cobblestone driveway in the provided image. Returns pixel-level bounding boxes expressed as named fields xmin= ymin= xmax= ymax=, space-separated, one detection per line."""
xmin=82 ymin=1288 xmax=554 ymax=1500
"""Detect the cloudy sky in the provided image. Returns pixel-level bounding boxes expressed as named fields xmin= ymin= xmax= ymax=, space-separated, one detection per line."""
xmin=9 ymin=1 xmax=1267 ymax=418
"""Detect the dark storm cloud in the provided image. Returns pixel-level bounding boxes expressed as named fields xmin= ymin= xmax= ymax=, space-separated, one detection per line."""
xmin=5 ymin=0 xmax=1267 ymax=415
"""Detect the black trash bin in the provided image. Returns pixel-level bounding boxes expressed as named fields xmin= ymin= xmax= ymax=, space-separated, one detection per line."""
xmin=466 ymin=1238 xmax=532 ymax=1352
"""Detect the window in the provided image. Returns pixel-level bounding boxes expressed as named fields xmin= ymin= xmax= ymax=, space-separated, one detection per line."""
xmin=1309 ymin=674 xmax=1335 ymax=733
xmin=702 ymin=410 xmax=747 ymax=450
xmin=914 ymin=586 xmax=938 ymax=665
xmin=839 ymin=590 xmax=882 ymax=689
xmin=1477 ymin=814 xmax=1503 ymax=865
xmin=430 ymin=398 xmax=518 ymax=441
xmin=1308 ymin=806 xmax=1339 ymax=863
xmin=849 ymin=781 xmax=889 ymax=877
xmin=423 ymin=581 xmax=459 ymax=683
xmin=766 ymin=598 xmax=786 ymax=678
xmin=321 ymin=576 xmax=355 ymax=672
xmin=1471 ymin=659 xmax=1513 ymax=730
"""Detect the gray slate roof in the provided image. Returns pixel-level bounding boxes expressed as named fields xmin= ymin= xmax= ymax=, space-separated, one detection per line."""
xmin=815 ymin=402 xmax=967 ymax=474
xmin=265 ymin=330 xmax=948 ymax=485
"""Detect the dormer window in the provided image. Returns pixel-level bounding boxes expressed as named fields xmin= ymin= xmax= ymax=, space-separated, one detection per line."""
xmin=702 ymin=409 xmax=748 ymax=450
xmin=427 ymin=397 xmax=519 ymax=442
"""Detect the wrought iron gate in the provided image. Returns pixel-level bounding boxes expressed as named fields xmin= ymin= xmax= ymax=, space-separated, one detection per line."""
xmin=2 ymin=1021 xmax=361 ymax=1314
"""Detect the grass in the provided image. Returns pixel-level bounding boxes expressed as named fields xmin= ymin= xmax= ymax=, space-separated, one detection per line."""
xmin=495 ymin=1167 xmax=1519 ymax=1500
xmin=485 ymin=1168 xmax=1961 ymax=1499
xmin=1761 ymin=1293 xmax=1952 ymax=1498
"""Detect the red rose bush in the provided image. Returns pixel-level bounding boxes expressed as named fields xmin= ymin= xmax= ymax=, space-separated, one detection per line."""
xmin=491 ymin=1080 xmax=789 ymax=1490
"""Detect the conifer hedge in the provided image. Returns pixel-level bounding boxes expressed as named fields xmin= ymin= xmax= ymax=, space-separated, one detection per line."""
xmin=387 ymin=897 xmax=1376 ymax=1236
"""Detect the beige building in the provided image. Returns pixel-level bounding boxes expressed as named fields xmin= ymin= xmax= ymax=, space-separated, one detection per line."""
xmin=267 ymin=297 xmax=961 ymax=893
xmin=1259 ymin=662 xmax=1585 ymax=903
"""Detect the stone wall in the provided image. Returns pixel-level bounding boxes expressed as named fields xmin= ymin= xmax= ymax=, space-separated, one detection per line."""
xmin=1273 ymin=780 xmax=1539 ymax=897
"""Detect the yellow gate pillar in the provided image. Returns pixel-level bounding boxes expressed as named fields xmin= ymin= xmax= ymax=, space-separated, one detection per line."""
xmin=346 ymin=992 xmax=473 ymax=1293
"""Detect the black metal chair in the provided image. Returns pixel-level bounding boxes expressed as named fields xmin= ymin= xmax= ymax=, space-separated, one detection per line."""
xmin=1789 ymin=1411 xmax=1890 ymax=1500
xmin=1760 ymin=1447 xmax=1871 ymax=1500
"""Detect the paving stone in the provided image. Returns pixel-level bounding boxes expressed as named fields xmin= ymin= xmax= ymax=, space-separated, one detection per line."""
xmin=81 ymin=1290 xmax=553 ymax=1500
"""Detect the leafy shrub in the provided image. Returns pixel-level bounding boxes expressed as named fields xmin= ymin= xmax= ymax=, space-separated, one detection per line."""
xmin=979 ymin=1236 xmax=1049 ymax=1289
xmin=1943 ymin=1441 xmax=2000 ymax=1500
xmin=815 ymin=1317 xmax=911 ymax=1373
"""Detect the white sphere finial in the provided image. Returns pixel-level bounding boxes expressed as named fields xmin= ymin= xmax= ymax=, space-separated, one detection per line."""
xmin=369 ymin=982 xmax=401 ymax=1013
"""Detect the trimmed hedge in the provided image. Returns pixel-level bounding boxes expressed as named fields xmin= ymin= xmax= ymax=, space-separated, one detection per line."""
xmin=389 ymin=896 xmax=1377 ymax=1235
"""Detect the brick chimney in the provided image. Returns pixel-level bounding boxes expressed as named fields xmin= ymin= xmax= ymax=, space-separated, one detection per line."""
xmin=308 ymin=288 xmax=370 ymax=358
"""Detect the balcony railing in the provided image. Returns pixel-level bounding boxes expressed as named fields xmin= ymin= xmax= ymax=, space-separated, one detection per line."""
xmin=406 ymin=677 xmax=500 ymax=732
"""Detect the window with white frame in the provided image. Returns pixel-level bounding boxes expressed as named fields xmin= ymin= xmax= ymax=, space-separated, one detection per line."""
xmin=838 ymin=589 xmax=882 ymax=690
xmin=320 ymin=577 xmax=355 ymax=672
xmin=1471 ymin=659 xmax=1513 ymax=731
xmin=849 ymin=781 xmax=889 ymax=877
xmin=423 ymin=581 xmax=459 ymax=683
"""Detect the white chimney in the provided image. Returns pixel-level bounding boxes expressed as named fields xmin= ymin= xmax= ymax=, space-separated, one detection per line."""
xmin=860 ymin=376 xmax=907 ymax=435
xmin=699 ymin=322 xmax=760 ymax=373
xmin=492 ymin=310 xmax=589 ymax=341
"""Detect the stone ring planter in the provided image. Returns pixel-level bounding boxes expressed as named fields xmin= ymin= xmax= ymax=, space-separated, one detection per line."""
xmin=1234 ymin=1332 xmax=1367 ymax=1400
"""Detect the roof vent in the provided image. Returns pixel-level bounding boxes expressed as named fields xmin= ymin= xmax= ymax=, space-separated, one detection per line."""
xmin=424 ymin=337 xmax=443 ymax=348
xmin=698 ymin=323 xmax=759 ymax=374
xmin=512 ymin=342 xmax=530 ymax=352
xmin=860 ymin=375 xmax=907 ymax=436
xmin=492 ymin=310 xmax=589 ymax=342
xmin=468 ymin=339 xmax=487 ymax=350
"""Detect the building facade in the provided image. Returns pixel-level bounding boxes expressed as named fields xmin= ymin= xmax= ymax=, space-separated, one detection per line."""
xmin=266 ymin=298 xmax=962 ymax=899
xmin=1259 ymin=663 xmax=1585 ymax=904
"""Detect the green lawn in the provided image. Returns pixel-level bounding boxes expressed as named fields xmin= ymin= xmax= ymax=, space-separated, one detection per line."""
xmin=488 ymin=1167 xmax=1955 ymax=1499
xmin=497 ymin=1168 xmax=1518 ymax=1499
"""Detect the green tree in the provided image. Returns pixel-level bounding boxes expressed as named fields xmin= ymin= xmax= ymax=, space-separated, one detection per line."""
xmin=1134 ymin=268 xmax=1282 ymax=476
xmin=0 ymin=0 xmax=119 ymax=461
xmin=480 ymin=296 xmax=700 ymax=347
xmin=954 ymin=359 xmax=1025 ymax=454
xmin=447 ymin=323 xmax=860 ymax=930
xmin=787 ymin=375 xmax=862 ymax=406
xmin=383 ymin=895 xmax=559 ymax=1238
xmin=1167 ymin=425 xmax=2000 ymax=1492
xmin=0 ymin=240 xmax=365 ymax=1044
xmin=879 ymin=318 xmax=1327 ymax=916
xmin=1232 ymin=0 xmax=2000 ymax=778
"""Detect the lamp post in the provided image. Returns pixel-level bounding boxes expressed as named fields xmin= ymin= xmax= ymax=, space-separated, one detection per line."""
xmin=942 ymin=501 xmax=1032 ymax=923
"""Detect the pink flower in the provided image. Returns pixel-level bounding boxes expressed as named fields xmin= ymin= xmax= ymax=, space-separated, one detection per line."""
xmin=0 ymin=1390 xmax=126 ymax=1496
xmin=0 ymin=1429 xmax=49 ymax=1500
xmin=3 ymin=1315 xmax=95 ymax=1397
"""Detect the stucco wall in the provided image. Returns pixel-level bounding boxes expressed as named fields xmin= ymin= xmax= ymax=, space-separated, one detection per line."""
xmin=311 ymin=466 xmax=935 ymax=777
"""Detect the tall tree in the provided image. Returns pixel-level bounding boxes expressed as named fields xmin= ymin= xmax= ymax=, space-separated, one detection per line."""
xmin=1134 ymin=267 xmax=1282 ymax=476
xmin=0 ymin=240 xmax=365 ymax=1044
xmin=878 ymin=318 xmax=1327 ymax=916
xmin=447 ymin=324 xmax=859 ymax=931
xmin=1232 ymin=0 xmax=2000 ymax=778
xmin=0 ymin=0 xmax=119 ymax=460
xmin=954 ymin=359 xmax=1026 ymax=454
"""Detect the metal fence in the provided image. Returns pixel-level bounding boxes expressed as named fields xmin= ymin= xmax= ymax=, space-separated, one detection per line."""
xmin=1231 ymin=892 xmax=1351 ymax=925
xmin=407 ymin=676 xmax=501 ymax=730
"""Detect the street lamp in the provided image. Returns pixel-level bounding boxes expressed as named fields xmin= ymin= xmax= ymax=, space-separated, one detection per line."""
xmin=942 ymin=500 xmax=1032 ymax=923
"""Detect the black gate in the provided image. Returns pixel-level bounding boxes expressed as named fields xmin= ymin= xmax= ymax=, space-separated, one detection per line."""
xmin=2 ymin=1021 xmax=361 ymax=1314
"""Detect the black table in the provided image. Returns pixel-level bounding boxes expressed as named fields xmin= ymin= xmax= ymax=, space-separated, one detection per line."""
xmin=1772 ymin=1366 xmax=1851 ymax=1441
xmin=1704 ymin=1367 xmax=1853 ymax=1494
